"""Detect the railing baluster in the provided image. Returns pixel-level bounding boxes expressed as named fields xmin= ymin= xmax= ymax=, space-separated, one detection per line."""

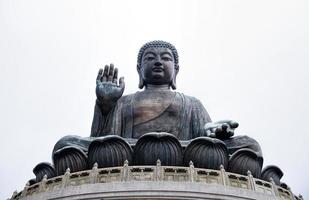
xmin=122 ymin=160 xmax=129 ymax=181
xmin=188 ymin=161 xmax=196 ymax=182
xmin=90 ymin=163 xmax=99 ymax=184
xmin=62 ymin=168 xmax=71 ymax=188
xmin=247 ymin=171 xmax=256 ymax=191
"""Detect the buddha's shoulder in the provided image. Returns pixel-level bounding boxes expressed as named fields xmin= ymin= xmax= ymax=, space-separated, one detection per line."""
xmin=174 ymin=92 xmax=203 ymax=103
xmin=117 ymin=91 xmax=203 ymax=104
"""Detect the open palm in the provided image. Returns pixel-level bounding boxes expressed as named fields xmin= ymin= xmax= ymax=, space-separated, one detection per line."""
xmin=96 ymin=64 xmax=125 ymax=107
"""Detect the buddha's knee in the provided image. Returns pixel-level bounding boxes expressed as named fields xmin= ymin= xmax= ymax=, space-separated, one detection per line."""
xmin=52 ymin=135 xmax=92 ymax=176
xmin=223 ymin=135 xmax=262 ymax=157
xmin=52 ymin=135 xmax=92 ymax=153
xmin=223 ymin=135 xmax=263 ymax=178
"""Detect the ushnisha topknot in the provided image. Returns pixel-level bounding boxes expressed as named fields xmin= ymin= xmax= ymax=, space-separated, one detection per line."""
xmin=137 ymin=40 xmax=179 ymax=69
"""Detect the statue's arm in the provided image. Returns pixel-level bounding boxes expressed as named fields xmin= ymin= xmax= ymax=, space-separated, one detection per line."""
xmin=90 ymin=64 xmax=125 ymax=137
xmin=90 ymin=100 xmax=107 ymax=137
xmin=191 ymin=97 xmax=238 ymax=140
xmin=190 ymin=97 xmax=212 ymax=138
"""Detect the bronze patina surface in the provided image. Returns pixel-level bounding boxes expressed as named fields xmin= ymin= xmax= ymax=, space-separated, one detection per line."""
xmin=49 ymin=41 xmax=265 ymax=180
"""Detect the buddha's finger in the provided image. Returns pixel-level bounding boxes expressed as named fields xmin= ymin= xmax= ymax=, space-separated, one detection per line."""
xmin=119 ymin=77 xmax=125 ymax=89
xmin=221 ymin=123 xmax=228 ymax=131
xmin=215 ymin=127 xmax=222 ymax=133
xmin=113 ymin=68 xmax=118 ymax=84
xmin=102 ymin=65 xmax=109 ymax=82
xmin=108 ymin=64 xmax=114 ymax=82
xmin=228 ymin=130 xmax=234 ymax=137
xmin=209 ymin=132 xmax=216 ymax=138
xmin=230 ymin=121 xmax=239 ymax=128
xmin=96 ymin=68 xmax=103 ymax=82
xmin=206 ymin=129 xmax=212 ymax=137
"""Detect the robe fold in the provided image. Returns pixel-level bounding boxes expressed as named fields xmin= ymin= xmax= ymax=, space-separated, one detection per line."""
xmin=91 ymin=91 xmax=212 ymax=140
xmin=55 ymin=91 xmax=262 ymax=158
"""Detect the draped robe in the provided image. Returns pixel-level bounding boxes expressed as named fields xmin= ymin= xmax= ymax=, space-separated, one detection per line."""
xmin=53 ymin=90 xmax=262 ymax=158
xmin=91 ymin=91 xmax=212 ymax=140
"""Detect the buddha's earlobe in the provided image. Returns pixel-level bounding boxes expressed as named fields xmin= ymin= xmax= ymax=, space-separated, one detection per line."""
xmin=171 ymin=65 xmax=179 ymax=90
xmin=171 ymin=78 xmax=176 ymax=90
xmin=137 ymin=65 xmax=145 ymax=89
xmin=139 ymin=76 xmax=145 ymax=89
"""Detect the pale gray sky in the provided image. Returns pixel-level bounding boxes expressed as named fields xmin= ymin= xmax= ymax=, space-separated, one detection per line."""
xmin=0 ymin=0 xmax=308 ymax=199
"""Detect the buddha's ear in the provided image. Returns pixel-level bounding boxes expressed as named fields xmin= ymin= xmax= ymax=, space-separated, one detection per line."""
xmin=171 ymin=65 xmax=179 ymax=90
xmin=137 ymin=65 xmax=145 ymax=89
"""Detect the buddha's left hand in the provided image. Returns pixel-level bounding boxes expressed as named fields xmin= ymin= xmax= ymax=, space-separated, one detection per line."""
xmin=204 ymin=120 xmax=239 ymax=140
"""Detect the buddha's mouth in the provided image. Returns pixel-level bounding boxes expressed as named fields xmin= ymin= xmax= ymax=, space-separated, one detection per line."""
xmin=152 ymin=67 xmax=164 ymax=72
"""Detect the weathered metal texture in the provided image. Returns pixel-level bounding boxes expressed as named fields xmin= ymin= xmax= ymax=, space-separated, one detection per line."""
xmin=88 ymin=135 xmax=133 ymax=168
xmin=53 ymin=146 xmax=88 ymax=176
xmin=228 ymin=148 xmax=263 ymax=178
xmin=33 ymin=162 xmax=56 ymax=182
xmin=261 ymin=165 xmax=284 ymax=185
xmin=133 ymin=132 xmax=183 ymax=166
xmin=184 ymin=137 xmax=229 ymax=170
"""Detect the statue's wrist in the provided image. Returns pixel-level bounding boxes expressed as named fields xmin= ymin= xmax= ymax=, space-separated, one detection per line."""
xmin=96 ymin=99 xmax=116 ymax=115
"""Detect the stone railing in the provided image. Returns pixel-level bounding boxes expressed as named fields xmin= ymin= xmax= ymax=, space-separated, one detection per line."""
xmin=10 ymin=160 xmax=303 ymax=200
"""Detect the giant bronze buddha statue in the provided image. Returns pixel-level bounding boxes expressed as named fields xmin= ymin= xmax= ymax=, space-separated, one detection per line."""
xmin=46 ymin=41 xmax=270 ymax=182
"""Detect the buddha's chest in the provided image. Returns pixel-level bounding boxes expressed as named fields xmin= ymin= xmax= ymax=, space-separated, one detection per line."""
xmin=132 ymin=91 xmax=181 ymax=126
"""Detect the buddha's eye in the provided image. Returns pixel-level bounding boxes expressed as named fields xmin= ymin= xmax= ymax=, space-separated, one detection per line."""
xmin=162 ymin=56 xmax=172 ymax=61
xmin=145 ymin=56 xmax=155 ymax=61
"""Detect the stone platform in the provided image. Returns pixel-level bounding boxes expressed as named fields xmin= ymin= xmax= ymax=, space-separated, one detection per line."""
xmin=10 ymin=162 xmax=301 ymax=200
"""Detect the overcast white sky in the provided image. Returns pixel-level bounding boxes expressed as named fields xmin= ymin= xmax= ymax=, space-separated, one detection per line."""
xmin=0 ymin=0 xmax=308 ymax=199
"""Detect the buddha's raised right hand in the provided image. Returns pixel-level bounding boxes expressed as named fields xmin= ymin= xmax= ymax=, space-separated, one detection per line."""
xmin=96 ymin=64 xmax=125 ymax=114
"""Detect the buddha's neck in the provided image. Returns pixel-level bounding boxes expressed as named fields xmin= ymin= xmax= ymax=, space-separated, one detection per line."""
xmin=145 ymin=84 xmax=170 ymax=91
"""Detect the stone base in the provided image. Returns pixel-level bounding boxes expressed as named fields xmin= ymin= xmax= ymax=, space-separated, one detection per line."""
xmin=21 ymin=181 xmax=284 ymax=200
xmin=12 ymin=164 xmax=299 ymax=200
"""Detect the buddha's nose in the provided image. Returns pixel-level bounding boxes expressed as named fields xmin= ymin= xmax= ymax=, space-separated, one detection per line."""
xmin=154 ymin=61 xmax=162 ymax=67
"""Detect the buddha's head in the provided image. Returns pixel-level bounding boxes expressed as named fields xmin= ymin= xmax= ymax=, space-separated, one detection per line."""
xmin=137 ymin=40 xmax=179 ymax=90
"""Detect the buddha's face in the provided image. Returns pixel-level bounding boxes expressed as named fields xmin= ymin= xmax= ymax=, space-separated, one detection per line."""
xmin=139 ymin=47 xmax=178 ymax=87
